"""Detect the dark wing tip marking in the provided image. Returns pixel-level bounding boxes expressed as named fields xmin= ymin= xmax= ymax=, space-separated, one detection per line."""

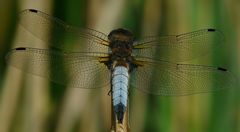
xmin=28 ymin=9 xmax=38 ymax=13
xmin=5 ymin=47 xmax=27 ymax=61
xmin=208 ymin=28 xmax=216 ymax=32
xmin=218 ymin=67 xmax=227 ymax=71
xmin=15 ymin=47 xmax=26 ymax=50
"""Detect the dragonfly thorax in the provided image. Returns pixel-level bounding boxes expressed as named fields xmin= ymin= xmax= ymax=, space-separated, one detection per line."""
xmin=108 ymin=28 xmax=134 ymax=63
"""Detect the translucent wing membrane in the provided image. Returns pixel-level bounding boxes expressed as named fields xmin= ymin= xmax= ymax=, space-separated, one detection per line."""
xmin=6 ymin=47 xmax=110 ymax=88
xmin=9 ymin=9 xmax=234 ymax=94
xmin=130 ymin=58 xmax=235 ymax=96
xmin=133 ymin=29 xmax=225 ymax=62
xmin=19 ymin=9 xmax=109 ymax=52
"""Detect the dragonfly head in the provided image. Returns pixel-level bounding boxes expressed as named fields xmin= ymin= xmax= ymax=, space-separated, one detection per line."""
xmin=108 ymin=28 xmax=135 ymax=44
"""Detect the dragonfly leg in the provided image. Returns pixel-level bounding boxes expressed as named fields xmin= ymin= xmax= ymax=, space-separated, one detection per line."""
xmin=108 ymin=89 xmax=112 ymax=96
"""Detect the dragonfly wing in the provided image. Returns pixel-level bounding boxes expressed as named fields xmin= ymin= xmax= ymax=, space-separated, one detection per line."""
xmin=133 ymin=29 xmax=224 ymax=62
xmin=130 ymin=58 xmax=235 ymax=95
xmin=19 ymin=9 xmax=109 ymax=52
xmin=6 ymin=47 xmax=110 ymax=88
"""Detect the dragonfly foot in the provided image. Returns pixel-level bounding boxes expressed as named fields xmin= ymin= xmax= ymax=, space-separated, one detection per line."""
xmin=108 ymin=90 xmax=112 ymax=96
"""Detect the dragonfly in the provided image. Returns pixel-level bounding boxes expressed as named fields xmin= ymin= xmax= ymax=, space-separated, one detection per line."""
xmin=6 ymin=9 xmax=235 ymax=124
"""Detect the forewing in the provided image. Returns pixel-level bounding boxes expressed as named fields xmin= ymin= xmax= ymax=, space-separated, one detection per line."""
xmin=133 ymin=29 xmax=224 ymax=62
xmin=6 ymin=47 xmax=110 ymax=88
xmin=130 ymin=58 xmax=235 ymax=96
xmin=19 ymin=9 xmax=109 ymax=52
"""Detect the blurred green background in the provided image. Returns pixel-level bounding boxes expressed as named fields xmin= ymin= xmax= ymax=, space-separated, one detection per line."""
xmin=0 ymin=0 xmax=239 ymax=132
